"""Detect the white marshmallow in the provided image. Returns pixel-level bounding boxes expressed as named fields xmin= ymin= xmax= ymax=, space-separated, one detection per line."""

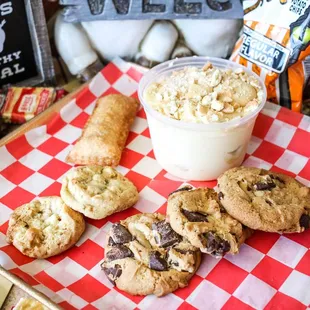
xmin=82 ymin=20 xmax=153 ymax=61
xmin=140 ymin=21 xmax=179 ymax=63
xmin=54 ymin=13 xmax=98 ymax=75
xmin=174 ymin=19 xmax=242 ymax=58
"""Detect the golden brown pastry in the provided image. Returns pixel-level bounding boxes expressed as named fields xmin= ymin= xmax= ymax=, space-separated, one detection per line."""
xmin=66 ymin=94 xmax=139 ymax=166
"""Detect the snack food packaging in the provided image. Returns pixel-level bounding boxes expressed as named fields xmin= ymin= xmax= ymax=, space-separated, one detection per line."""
xmin=231 ymin=0 xmax=310 ymax=112
xmin=139 ymin=57 xmax=266 ymax=181
xmin=0 ymin=87 xmax=55 ymax=124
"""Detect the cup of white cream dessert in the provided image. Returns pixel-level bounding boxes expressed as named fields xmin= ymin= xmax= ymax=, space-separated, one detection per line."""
xmin=138 ymin=57 xmax=267 ymax=181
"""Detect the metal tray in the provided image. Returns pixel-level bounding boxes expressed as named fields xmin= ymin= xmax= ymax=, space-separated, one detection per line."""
xmin=0 ymin=266 xmax=62 ymax=310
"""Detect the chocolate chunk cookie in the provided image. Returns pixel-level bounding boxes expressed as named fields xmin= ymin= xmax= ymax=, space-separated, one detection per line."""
xmin=167 ymin=186 xmax=251 ymax=257
xmin=218 ymin=167 xmax=310 ymax=233
xmin=101 ymin=213 xmax=201 ymax=296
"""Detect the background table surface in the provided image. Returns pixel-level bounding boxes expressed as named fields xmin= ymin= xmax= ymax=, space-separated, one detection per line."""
xmin=0 ymin=58 xmax=310 ymax=310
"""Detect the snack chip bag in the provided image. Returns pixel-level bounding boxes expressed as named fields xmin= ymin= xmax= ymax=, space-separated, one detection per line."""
xmin=231 ymin=0 xmax=310 ymax=112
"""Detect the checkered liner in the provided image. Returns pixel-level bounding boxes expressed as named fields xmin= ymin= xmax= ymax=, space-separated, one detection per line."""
xmin=0 ymin=58 xmax=310 ymax=310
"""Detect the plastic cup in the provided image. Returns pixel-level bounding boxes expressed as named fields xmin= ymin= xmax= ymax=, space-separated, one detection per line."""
xmin=138 ymin=56 xmax=267 ymax=181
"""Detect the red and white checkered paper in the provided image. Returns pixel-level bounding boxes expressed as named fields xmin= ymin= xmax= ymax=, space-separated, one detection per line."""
xmin=1 ymin=58 xmax=310 ymax=310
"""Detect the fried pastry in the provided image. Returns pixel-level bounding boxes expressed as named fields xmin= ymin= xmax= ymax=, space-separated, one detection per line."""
xmin=66 ymin=94 xmax=139 ymax=166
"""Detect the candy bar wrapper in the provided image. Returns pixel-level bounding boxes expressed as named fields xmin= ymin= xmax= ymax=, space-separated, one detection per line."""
xmin=55 ymin=88 xmax=68 ymax=102
xmin=0 ymin=87 xmax=55 ymax=124
xmin=0 ymin=94 xmax=6 ymax=110
xmin=231 ymin=1 xmax=310 ymax=112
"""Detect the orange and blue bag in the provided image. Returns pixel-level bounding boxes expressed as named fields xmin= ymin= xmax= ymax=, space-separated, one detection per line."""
xmin=231 ymin=0 xmax=310 ymax=112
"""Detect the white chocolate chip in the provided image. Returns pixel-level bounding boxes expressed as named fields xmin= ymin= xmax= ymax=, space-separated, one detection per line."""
xmin=163 ymin=92 xmax=169 ymax=101
xmin=170 ymin=102 xmax=178 ymax=114
xmin=210 ymin=114 xmax=219 ymax=122
xmin=210 ymin=69 xmax=222 ymax=87
xmin=254 ymin=191 xmax=264 ymax=197
xmin=223 ymin=103 xmax=234 ymax=114
xmin=201 ymin=94 xmax=212 ymax=106
xmin=155 ymin=93 xmax=163 ymax=101
xmin=211 ymin=100 xmax=224 ymax=111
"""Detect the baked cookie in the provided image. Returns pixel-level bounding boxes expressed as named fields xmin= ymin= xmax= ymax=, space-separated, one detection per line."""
xmin=167 ymin=186 xmax=251 ymax=257
xmin=6 ymin=197 xmax=85 ymax=258
xmin=218 ymin=167 xmax=310 ymax=233
xmin=61 ymin=166 xmax=139 ymax=219
xmin=101 ymin=213 xmax=201 ymax=296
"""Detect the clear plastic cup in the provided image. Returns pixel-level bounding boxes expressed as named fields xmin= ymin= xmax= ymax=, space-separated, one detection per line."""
xmin=138 ymin=56 xmax=267 ymax=181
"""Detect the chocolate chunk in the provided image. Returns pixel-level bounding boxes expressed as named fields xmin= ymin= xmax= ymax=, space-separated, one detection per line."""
xmin=219 ymin=205 xmax=226 ymax=213
xmin=205 ymin=232 xmax=231 ymax=256
xmin=275 ymin=176 xmax=285 ymax=184
xmin=254 ymin=182 xmax=276 ymax=191
xmin=106 ymin=245 xmax=134 ymax=261
xmin=110 ymin=223 xmax=133 ymax=244
xmin=270 ymin=175 xmax=285 ymax=184
xmin=169 ymin=186 xmax=193 ymax=196
xmin=102 ymin=264 xmax=122 ymax=285
xmin=265 ymin=200 xmax=272 ymax=206
xmin=173 ymin=248 xmax=195 ymax=255
xmin=182 ymin=209 xmax=208 ymax=222
xmin=149 ymin=251 xmax=168 ymax=271
xmin=300 ymin=214 xmax=310 ymax=229
xmin=152 ymin=220 xmax=181 ymax=248
xmin=108 ymin=237 xmax=116 ymax=246
xmin=218 ymin=192 xmax=224 ymax=200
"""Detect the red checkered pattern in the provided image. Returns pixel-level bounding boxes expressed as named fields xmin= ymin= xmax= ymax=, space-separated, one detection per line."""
xmin=0 ymin=58 xmax=310 ymax=310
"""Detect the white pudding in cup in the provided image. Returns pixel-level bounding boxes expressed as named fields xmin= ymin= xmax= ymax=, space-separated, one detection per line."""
xmin=138 ymin=57 xmax=267 ymax=181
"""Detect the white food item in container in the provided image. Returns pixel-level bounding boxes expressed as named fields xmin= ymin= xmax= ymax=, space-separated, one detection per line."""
xmin=147 ymin=114 xmax=253 ymax=181
xmin=144 ymin=64 xmax=263 ymax=123
xmin=139 ymin=57 xmax=266 ymax=181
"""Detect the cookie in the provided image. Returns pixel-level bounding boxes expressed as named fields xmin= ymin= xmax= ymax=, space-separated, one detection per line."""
xmin=217 ymin=167 xmax=310 ymax=233
xmin=61 ymin=166 xmax=139 ymax=219
xmin=167 ymin=186 xmax=251 ymax=257
xmin=6 ymin=197 xmax=85 ymax=258
xmin=101 ymin=213 xmax=201 ymax=297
